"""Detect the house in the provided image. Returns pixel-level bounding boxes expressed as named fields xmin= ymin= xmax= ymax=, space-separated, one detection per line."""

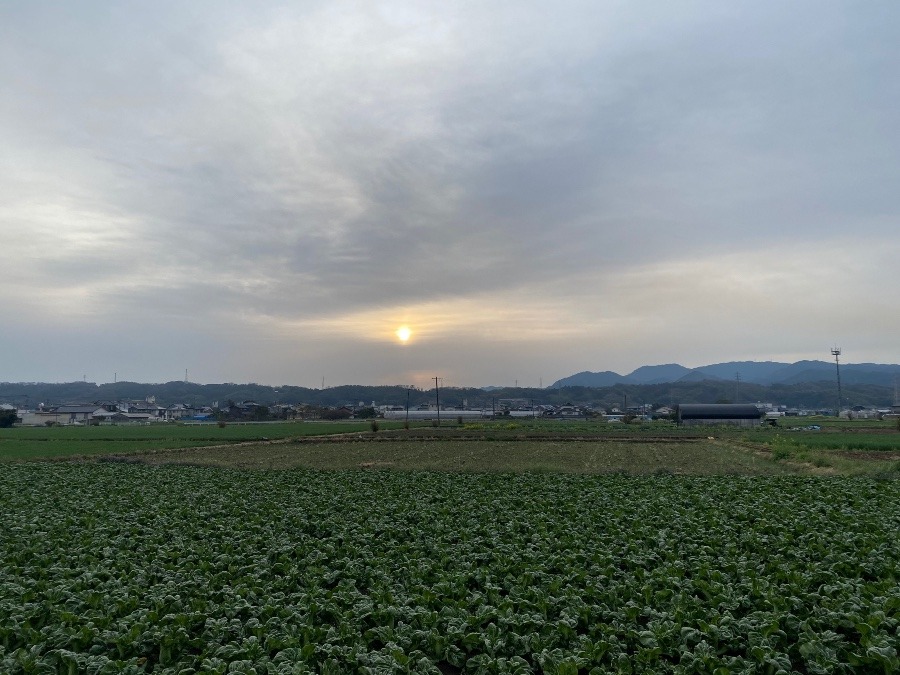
xmin=94 ymin=400 xmax=165 ymax=420
xmin=93 ymin=411 xmax=152 ymax=424
xmin=546 ymin=405 xmax=585 ymax=419
xmin=52 ymin=405 xmax=105 ymax=424
xmin=126 ymin=400 xmax=166 ymax=418
xmin=165 ymin=404 xmax=197 ymax=420
xmin=23 ymin=405 xmax=105 ymax=425
xmin=676 ymin=404 xmax=762 ymax=427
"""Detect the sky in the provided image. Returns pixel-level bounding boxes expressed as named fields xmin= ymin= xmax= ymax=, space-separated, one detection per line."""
xmin=2 ymin=1 xmax=898 ymax=389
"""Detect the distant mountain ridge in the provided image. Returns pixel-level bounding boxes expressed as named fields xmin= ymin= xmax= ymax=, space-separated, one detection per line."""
xmin=550 ymin=360 xmax=900 ymax=388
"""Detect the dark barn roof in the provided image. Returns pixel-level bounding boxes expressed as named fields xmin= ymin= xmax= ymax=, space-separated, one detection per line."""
xmin=53 ymin=405 xmax=101 ymax=414
xmin=677 ymin=404 xmax=761 ymax=420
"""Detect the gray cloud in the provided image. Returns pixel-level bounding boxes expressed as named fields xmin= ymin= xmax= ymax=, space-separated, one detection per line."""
xmin=2 ymin=1 xmax=898 ymax=385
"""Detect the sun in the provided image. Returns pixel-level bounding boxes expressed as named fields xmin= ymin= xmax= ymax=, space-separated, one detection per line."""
xmin=395 ymin=326 xmax=412 ymax=343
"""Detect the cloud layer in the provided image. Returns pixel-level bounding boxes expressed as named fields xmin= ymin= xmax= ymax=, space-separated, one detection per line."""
xmin=2 ymin=1 xmax=898 ymax=387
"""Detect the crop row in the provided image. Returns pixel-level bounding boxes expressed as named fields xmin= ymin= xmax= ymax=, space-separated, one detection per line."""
xmin=0 ymin=465 xmax=898 ymax=673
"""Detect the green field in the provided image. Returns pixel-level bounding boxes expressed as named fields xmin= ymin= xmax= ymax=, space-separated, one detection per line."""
xmin=755 ymin=431 xmax=900 ymax=453
xmin=1 ymin=464 xmax=898 ymax=673
xmin=3 ymin=419 xmax=899 ymax=477
xmin=2 ymin=421 xmax=899 ymax=672
xmin=0 ymin=421 xmax=410 ymax=460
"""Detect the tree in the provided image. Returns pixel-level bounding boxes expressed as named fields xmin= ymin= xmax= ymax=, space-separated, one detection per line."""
xmin=0 ymin=410 xmax=21 ymax=428
xmin=356 ymin=407 xmax=377 ymax=419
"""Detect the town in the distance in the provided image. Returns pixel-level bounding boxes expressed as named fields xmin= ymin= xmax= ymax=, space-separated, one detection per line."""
xmin=3 ymin=358 xmax=899 ymax=427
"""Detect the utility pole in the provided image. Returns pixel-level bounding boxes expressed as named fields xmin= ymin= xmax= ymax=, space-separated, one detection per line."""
xmin=831 ymin=347 xmax=843 ymax=416
xmin=433 ymin=376 xmax=441 ymax=426
xmin=405 ymin=386 xmax=411 ymax=426
xmin=734 ymin=372 xmax=741 ymax=403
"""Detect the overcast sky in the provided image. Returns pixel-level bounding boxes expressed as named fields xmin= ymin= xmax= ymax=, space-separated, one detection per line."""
xmin=2 ymin=1 xmax=898 ymax=388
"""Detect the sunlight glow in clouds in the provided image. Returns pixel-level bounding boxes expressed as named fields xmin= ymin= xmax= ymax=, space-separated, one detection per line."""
xmin=0 ymin=1 xmax=898 ymax=385
xmin=395 ymin=326 xmax=412 ymax=343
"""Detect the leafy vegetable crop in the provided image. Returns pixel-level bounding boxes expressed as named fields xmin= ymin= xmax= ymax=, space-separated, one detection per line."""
xmin=0 ymin=465 xmax=897 ymax=673
xmin=765 ymin=432 xmax=900 ymax=453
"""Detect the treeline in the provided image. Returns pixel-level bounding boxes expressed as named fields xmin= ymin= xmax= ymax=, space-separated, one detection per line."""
xmin=0 ymin=379 xmax=892 ymax=410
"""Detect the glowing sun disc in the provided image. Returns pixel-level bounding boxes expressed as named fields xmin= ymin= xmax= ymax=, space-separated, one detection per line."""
xmin=396 ymin=326 xmax=412 ymax=342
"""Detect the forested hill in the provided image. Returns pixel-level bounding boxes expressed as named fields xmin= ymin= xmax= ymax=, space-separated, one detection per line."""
xmin=552 ymin=360 xmax=900 ymax=388
xmin=0 ymin=379 xmax=893 ymax=410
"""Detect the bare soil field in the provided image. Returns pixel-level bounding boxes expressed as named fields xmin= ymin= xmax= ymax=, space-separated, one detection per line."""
xmin=120 ymin=437 xmax=792 ymax=475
